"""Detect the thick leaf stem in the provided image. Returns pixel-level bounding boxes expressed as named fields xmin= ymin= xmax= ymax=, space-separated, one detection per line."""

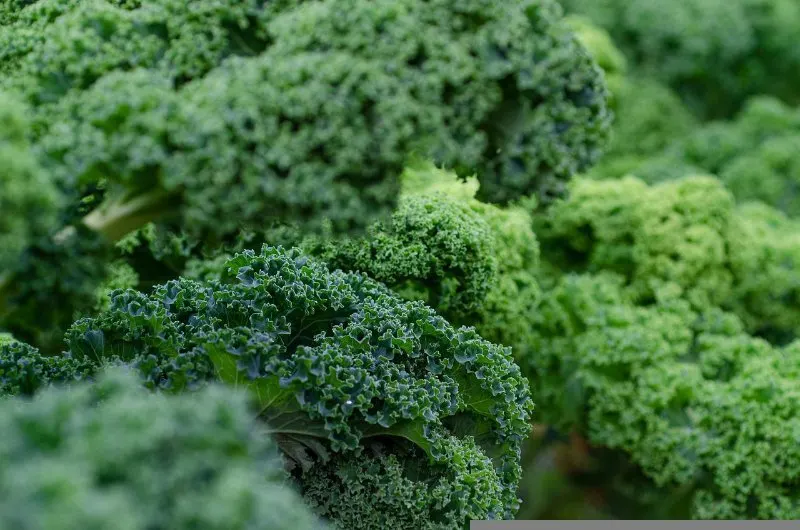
xmin=0 ymin=189 xmax=178 ymax=319
xmin=82 ymin=189 xmax=177 ymax=242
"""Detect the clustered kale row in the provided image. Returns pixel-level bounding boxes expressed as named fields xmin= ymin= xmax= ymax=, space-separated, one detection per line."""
xmin=0 ymin=1 xmax=613 ymax=526
xmin=10 ymin=0 xmax=800 ymax=526
xmin=0 ymin=0 xmax=610 ymax=352
xmin=0 ymin=367 xmax=324 ymax=529
xmin=1 ymin=0 xmax=611 ymax=230
xmin=197 ymin=165 xmax=800 ymax=521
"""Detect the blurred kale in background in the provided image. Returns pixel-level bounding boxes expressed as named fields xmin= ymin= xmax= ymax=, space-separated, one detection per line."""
xmin=3 ymin=0 xmax=800 ymax=525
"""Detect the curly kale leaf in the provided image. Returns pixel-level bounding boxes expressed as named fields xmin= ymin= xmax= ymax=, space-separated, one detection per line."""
xmin=65 ymin=246 xmax=535 ymax=526
xmin=526 ymin=272 xmax=800 ymax=519
xmin=0 ymin=339 xmax=93 ymax=397
xmin=535 ymin=175 xmax=800 ymax=343
xmin=268 ymin=0 xmax=611 ymax=205
xmin=297 ymin=194 xmax=499 ymax=323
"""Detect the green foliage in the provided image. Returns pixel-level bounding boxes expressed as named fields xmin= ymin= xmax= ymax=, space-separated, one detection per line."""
xmin=0 ymin=0 xmax=611 ymax=354
xmin=600 ymin=77 xmax=698 ymax=162
xmin=535 ymin=175 xmax=800 ymax=342
xmin=0 ymin=226 xmax=114 ymax=352
xmin=536 ymin=176 xmax=735 ymax=308
xmin=94 ymin=260 xmax=139 ymax=311
xmin=667 ymin=97 xmax=800 ymax=174
xmin=267 ymin=0 xmax=611 ymax=206
xmin=400 ymin=164 xmax=543 ymax=361
xmin=0 ymin=0 xmax=40 ymax=25
xmin=64 ymin=246 xmax=535 ymax=527
xmin=558 ymin=19 xmax=699 ymax=184
xmin=0 ymin=91 xmax=61 ymax=274
xmin=717 ymin=135 xmax=800 ymax=215
xmin=726 ymin=204 xmax=800 ymax=344
xmin=525 ymin=272 xmax=800 ymax=519
xmin=39 ymin=54 xmax=414 ymax=236
xmin=0 ymin=339 xmax=92 ymax=397
xmin=522 ymin=173 xmax=800 ymax=519
xmin=3 ymin=0 xmax=611 ymax=227
xmin=301 ymin=194 xmax=498 ymax=322
xmin=20 ymin=0 xmax=800 ymax=525
xmin=21 ymin=0 xmax=800 ymax=525
xmin=259 ymin=163 xmax=543 ymax=362
xmin=591 ymin=96 xmax=800 ymax=219
xmin=671 ymin=98 xmax=800 ymax=217
xmin=0 ymin=367 xmax=323 ymax=529
xmin=0 ymin=0 xmax=277 ymax=105
xmin=560 ymin=0 xmax=800 ymax=118
xmin=467 ymin=199 xmax=542 ymax=362
xmin=302 ymin=440 xmax=504 ymax=530
xmin=563 ymin=15 xmax=627 ymax=77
